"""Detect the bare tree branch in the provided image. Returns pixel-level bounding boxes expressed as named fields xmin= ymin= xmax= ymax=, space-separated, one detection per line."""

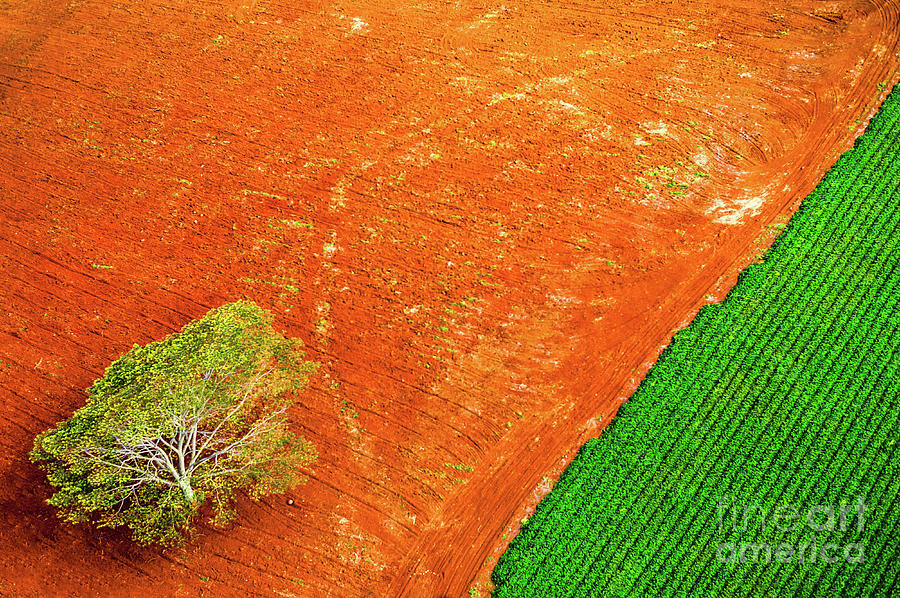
xmin=81 ymin=368 xmax=295 ymax=505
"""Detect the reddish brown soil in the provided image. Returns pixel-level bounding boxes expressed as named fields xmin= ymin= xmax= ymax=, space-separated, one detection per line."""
xmin=0 ymin=0 xmax=898 ymax=595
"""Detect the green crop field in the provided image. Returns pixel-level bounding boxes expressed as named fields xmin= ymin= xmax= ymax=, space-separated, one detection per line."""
xmin=491 ymin=83 xmax=900 ymax=597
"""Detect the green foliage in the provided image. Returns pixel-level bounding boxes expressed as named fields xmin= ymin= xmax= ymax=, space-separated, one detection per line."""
xmin=492 ymin=83 xmax=900 ymax=596
xmin=31 ymin=301 xmax=318 ymax=547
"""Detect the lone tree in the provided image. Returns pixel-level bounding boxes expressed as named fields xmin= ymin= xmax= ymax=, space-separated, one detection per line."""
xmin=30 ymin=301 xmax=318 ymax=547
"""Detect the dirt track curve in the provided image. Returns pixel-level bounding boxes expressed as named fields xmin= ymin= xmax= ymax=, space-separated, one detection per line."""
xmin=1 ymin=0 xmax=898 ymax=596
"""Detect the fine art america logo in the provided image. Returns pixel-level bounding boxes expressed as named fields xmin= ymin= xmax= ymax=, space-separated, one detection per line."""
xmin=715 ymin=496 xmax=867 ymax=565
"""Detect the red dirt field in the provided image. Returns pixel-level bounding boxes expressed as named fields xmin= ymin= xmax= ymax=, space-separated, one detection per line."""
xmin=0 ymin=0 xmax=898 ymax=595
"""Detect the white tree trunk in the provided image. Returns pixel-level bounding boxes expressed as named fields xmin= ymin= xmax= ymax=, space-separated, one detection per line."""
xmin=177 ymin=476 xmax=195 ymax=504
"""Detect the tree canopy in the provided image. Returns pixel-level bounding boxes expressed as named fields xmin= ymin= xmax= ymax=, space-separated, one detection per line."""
xmin=31 ymin=301 xmax=318 ymax=547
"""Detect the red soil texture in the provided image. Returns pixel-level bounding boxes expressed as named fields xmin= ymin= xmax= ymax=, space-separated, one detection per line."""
xmin=1 ymin=0 xmax=898 ymax=595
